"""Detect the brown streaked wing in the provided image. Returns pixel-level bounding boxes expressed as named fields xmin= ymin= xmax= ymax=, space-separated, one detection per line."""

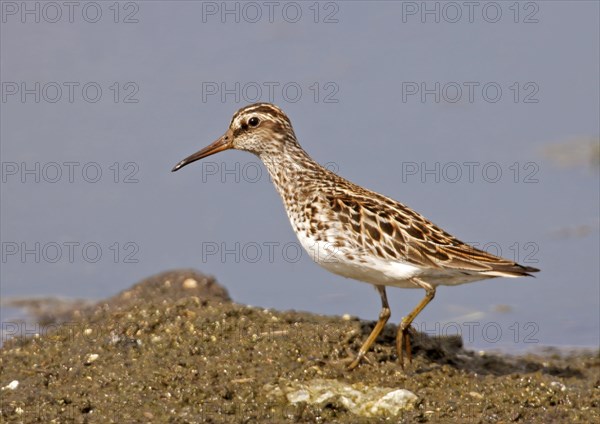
xmin=321 ymin=186 xmax=535 ymax=275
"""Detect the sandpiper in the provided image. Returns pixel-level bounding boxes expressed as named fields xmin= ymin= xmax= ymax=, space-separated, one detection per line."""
xmin=172 ymin=103 xmax=539 ymax=369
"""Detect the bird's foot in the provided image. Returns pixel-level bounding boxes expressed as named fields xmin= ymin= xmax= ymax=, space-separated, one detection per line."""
xmin=346 ymin=351 xmax=373 ymax=370
xmin=397 ymin=322 xmax=415 ymax=368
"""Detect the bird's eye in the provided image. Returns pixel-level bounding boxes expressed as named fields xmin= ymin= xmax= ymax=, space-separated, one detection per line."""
xmin=248 ymin=117 xmax=260 ymax=127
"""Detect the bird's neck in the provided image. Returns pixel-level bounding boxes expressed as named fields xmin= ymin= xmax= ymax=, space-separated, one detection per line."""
xmin=258 ymin=141 xmax=325 ymax=198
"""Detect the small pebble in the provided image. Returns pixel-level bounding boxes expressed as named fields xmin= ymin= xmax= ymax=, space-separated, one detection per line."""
xmin=183 ymin=278 xmax=198 ymax=289
xmin=2 ymin=380 xmax=19 ymax=390
xmin=84 ymin=354 xmax=99 ymax=365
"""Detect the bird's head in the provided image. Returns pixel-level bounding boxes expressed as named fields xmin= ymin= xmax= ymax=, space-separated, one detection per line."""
xmin=172 ymin=103 xmax=297 ymax=172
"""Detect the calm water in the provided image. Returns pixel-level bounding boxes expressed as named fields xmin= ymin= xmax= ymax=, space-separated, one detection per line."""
xmin=1 ymin=2 xmax=598 ymax=352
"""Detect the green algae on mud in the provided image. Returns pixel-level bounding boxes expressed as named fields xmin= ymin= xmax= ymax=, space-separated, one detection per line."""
xmin=1 ymin=270 xmax=599 ymax=423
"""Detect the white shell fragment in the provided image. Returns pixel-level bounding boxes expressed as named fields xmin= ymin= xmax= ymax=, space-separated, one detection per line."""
xmin=84 ymin=353 xmax=99 ymax=365
xmin=2 ymin=380 xmax=19 ymax=390
xmin=267 ymin=378 xmax=418 ymax=417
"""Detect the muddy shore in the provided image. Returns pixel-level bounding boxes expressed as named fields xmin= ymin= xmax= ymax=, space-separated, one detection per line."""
xmin=1 ymin=270 xmax=598 ymax=423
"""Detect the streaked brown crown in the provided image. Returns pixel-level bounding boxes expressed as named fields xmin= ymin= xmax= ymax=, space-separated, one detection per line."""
xmin=228 ymin=103 xmax=300 ymax=155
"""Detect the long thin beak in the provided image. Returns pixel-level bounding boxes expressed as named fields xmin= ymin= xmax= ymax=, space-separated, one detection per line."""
xmin=171 ymin=130 xmax=233 ymax=172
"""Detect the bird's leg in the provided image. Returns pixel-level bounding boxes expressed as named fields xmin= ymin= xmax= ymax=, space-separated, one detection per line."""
xmin=347 ymin=285 xmax=390 ymax=370
xmin=397 ymin=278 xmax=435 ymax=368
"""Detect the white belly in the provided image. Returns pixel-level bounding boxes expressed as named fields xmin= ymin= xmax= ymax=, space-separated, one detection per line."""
xmin=295 ymin=231 xmax=494 ymax=288
xmin=295 ymin=231 xmax=423 ymax=288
